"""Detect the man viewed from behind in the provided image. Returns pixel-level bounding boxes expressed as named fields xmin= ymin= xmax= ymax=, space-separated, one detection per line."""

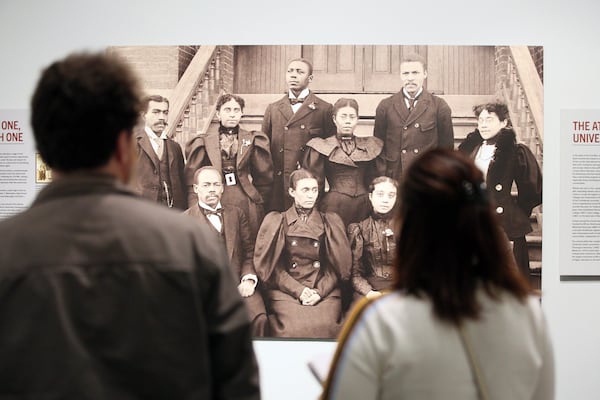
xmin=135 ymin=94 xmax=187 ymax=209
xmin=0 ymin=51 xmax=259 ymax=399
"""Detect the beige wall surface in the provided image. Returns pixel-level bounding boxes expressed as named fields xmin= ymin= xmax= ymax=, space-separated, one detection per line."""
xmin=1 ymin=1 xmax=599 ymax=399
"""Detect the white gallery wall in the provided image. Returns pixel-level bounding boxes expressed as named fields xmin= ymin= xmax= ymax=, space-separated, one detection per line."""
xmin=1 ymin=1 xmax=599 ymax=398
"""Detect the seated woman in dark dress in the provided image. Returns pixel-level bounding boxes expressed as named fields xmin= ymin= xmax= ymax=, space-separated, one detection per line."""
xmin=184 ymin=93 xmax=273 ymax=236
xmin=302 ymin=98 xmax=384 ymax=227
xmin=348 ymin=176 xmax=399 ymax=304
xmin=253 ymin=169 xmax=351 ymax=338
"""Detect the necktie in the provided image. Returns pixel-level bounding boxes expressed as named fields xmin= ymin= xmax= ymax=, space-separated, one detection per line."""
xmin=404 ymin=93 xmax=419 ymax=112
xmin=289 ymin=98 xmax=305 ymax=105
xmin=156 ymin=138 xmax=164 ymax=160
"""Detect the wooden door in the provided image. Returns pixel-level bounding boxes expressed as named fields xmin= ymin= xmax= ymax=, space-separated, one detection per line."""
xmin=302 ymin=45 xmax=363 ymax=93
xmin=234 ymin=45 xmax=495 ymax=96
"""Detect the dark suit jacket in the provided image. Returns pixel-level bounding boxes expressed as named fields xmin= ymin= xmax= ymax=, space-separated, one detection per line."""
xmin=262 ymin=92 xmax=335 ymax=211
xmin=184 ymin=203 xmax=256 ymax=280
xmin=373 ymin=89 xmax=454 ymax=181
xmin=0 ymin=174 xmax=259 ymax=399
xmin=135 ymin=128 xmax=187 ymax=210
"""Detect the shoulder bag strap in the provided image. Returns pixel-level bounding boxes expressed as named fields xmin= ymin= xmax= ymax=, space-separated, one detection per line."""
xmin=458 ymin=325 xmax=491 ymax=400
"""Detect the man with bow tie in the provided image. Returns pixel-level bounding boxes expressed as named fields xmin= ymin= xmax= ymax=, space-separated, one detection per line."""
xmin=373 ymin=53 xmax=454 ymax=182
xmin=134 ymin=95 xmax=187 ymax=209
xmin=184 ymin=166 xmax=268 ymax=336
xmin=262 ymin=58 xmax=336 ymax=212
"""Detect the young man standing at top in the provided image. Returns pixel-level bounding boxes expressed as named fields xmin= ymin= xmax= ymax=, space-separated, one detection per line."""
xmin=373 ymin=53 xmax=454 ymax=182
xmin=262 ymin=58 xmax=335 ymax=212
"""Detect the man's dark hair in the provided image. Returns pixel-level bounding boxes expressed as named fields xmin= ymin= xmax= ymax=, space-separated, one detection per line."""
xmin=143 ymin=95 xmax=169 ymax=112
xmin=288 ymin=58 xmax=314 ymax=76
xmin=31 ymin=51 xmax=143 ymax=172
xmin=394 ymin=149 xmax=530 ymax=325
xmin=400 ymin=52 xmax=427 ymax=71
xmin=216 ymin=93 xmax=245 ymax=111
xmin=193 ymin=166 xmax=223 ymax=184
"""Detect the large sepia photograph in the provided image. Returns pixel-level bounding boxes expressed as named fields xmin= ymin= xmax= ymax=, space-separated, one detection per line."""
xmin=108 ymin=45 xmax=544 ymax=340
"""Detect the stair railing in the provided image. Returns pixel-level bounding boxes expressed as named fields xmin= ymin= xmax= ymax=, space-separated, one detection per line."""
xmin=500 ymin=46 xmax=544 ymax=235
xmin=165 ymin=46 xmax=224 ymax=148
xmin=501 ymin=46 xmax=544 ymax=166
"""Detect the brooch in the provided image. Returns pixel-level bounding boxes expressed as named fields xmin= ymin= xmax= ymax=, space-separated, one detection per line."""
xmin=240 ymin=138 xmax=252 ymax=155
xmin=308 ymin=102 xmax=317 ymax=110
xmin=383 ymin=228 xmax=394 ymax=237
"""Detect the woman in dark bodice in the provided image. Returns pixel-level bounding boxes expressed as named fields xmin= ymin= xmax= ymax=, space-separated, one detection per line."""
xmin=254 ymin=169 xmax=351 ymax=338
xmin=184 ymin=94 xmax=273 ymax=236
xmin=303 ymin=98 xmax=384 ymax=227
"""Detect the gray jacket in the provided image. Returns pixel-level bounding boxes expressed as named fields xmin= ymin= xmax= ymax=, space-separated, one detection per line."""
xmin=0 ymin=173 xmax=259 ymax=400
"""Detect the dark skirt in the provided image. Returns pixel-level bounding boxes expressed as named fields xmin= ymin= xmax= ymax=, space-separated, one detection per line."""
xmin=266 ymin=288 xmax=342 ymax=339
xmin=244 ymin=290 xmax=269 ymax=337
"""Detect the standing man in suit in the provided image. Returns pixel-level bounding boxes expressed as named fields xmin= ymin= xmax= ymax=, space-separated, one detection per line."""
xmin=184 ymin=166 xmax=269 ymax=337
xmin=135 ymin=95 xmax=187 ymax=209
xmin=262 ymin=58 xmax=336 ymax=211
xmin=374 ymin=53 xmax=454 ymax=182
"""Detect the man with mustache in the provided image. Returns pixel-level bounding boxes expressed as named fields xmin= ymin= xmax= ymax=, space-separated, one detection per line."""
xmin=135 ymin=95 xmax=187 ymax=209
xmin=374 ymin=53 xmax=454 ymax=182
xmin=262 ymin=58 xmax=335 ymax=212
xmin=184 ymin=166 xmax=269 ymax=336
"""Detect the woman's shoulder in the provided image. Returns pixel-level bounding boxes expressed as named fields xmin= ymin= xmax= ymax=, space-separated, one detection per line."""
xmin=306 ymin=135 xmax=339 ymax=155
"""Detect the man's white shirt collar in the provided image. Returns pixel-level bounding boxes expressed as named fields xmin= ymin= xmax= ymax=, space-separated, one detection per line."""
xmin=198 ymin=201 xmax=222 ymax=211
xmin=288 ymin=88 xmax=310 ymax=100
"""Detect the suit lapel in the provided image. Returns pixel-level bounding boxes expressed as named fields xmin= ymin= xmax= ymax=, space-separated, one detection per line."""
xmin=137 ymin=131 xmax=159 ymax=169
xmin=287 ymin=92 xmax=317 ymax=125
xmin=392 ymin=94 xmax=410 ymax=123
xmin=222 ymin=210 xmax=236 ymax=262
xmin=405 ymin=91 xmax=430 ymax=126
xmin=276 ymin=96 xmax=294 ymax=123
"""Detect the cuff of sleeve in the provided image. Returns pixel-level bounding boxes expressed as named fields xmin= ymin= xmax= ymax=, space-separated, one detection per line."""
xmin=241 ymin=274 xmax=258 ymax=289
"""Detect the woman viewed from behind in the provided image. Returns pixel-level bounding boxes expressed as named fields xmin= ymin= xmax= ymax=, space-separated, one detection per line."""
xmin=322 ymin=149 xmax=553 ymax=400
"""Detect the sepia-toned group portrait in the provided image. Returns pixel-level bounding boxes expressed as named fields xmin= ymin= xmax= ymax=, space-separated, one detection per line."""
xmin=108 ymin=45 xmax=544 ymax=339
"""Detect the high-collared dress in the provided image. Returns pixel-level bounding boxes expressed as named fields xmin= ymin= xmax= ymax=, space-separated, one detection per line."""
xmin=458 ymin=128 xmax=542 ymax=276
xmin=184 ymin=124 xmax=273 ymax=236
xmin=253 ymin=206 xmax=351 ymax=338
xmin=348 ymin=212 xmax=397 ymax=299
xmin=302 ymin=135 xmax=384 ymax=227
